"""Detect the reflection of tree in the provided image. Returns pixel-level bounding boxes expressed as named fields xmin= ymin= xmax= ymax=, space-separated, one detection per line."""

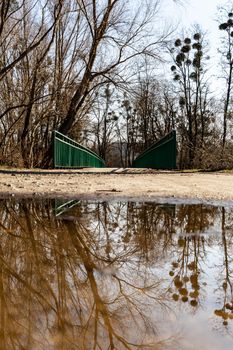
xmin=75 ymin=201 xmax=178 ymax=263
xmin=64 ymin=219 xmax=165 ymax=349
xmin=214 ymin=207 xmax=233 ymax=327
xmin=168 ymin=236 xmax=205 ymax=308
xmin=175 ymin=204 xmax=217 ymax=234
xmin=128 ymin=203 xmax=176 ymax=262
xmin=0 ymin=199 xmax=175 ymax=349
xmin=58 ymin=200 xmax=221 ymax=318
xmin=0 ymin=198 xmax=231 ymax=348
xmin=167 ymin=205 xmax=219 ymax=309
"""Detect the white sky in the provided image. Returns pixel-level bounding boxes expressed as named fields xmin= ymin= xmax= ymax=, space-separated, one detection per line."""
xmin=165 ymin=0 xmax=226 ymax=25
xmin=160 ymin=0 xmax=231 ymax=93
xmin=176 ymin=0 xmax=225 ymax=27
xmin=163 ymin=0 xmax=229 ymax=45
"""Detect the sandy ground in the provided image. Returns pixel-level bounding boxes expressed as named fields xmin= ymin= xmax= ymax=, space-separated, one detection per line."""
xmin=0 ymin=168 xmax=233 ymax=205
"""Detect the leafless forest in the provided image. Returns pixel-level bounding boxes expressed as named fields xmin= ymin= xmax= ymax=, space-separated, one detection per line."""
xmin=0 ymin=0 xmax=233 ymax=169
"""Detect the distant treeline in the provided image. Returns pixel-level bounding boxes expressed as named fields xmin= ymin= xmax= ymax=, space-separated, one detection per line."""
xmin=0 ymin=0 xmax=233 ymax=169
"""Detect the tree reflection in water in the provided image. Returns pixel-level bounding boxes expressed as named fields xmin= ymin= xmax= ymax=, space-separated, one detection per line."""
xmin=213 ymin=207 xmax=233 ymax=330
xmin=0 ymin=199 xmax=232 ymax=349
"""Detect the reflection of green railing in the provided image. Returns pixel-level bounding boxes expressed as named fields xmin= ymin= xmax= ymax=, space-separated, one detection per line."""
xmin=132 ymin=130 xmax=176 ymax=169
xmin=54 ymin=199 xmax=80 ymax=216
xmin=53 ymin=131 xmax=105 ymax=168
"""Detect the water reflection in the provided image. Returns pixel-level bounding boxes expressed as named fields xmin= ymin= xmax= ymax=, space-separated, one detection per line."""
xmin=0 ymin=199 xmax=232 ymax=349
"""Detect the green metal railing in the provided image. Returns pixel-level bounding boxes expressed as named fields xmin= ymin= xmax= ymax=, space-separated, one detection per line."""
xmin=53 ymin=131 xmax=105 ymax=168
xmin=132 ymin=130 xmax=176 ymax=169
xmin=54 ymin=198 xmax=80 ymax=216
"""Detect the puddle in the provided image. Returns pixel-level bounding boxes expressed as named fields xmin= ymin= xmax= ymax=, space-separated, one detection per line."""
xmin=0 ymin=198 xmax=233 ymax=349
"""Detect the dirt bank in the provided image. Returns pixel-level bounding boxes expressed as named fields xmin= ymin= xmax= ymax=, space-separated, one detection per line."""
xmin=0 ymin=168 xmax=233 ymax=205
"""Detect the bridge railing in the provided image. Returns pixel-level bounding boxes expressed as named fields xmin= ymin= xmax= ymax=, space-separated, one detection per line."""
xmin=53 ymin=131 xmax=105 ymax=168
xmin=132 ymin=130 xmax=176 ymax=169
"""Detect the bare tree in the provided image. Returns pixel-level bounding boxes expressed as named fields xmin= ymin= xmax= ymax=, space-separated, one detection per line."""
xmin=41 ymin=0 xmax=173 ymax=166
xmin=91 ymin=84 xmax=118 ymax=161
xmin=218 ymin=7 xmax=233 ymax=150
xmin=0 ymin=0 xmax=63 ymax=166
xmin=169 ymin=29 xmax=212 ymax=167
xmin=0 ymin=0 xmax=183 ymax=168
xmin=0 ymin=0 xmax=63 ymax=80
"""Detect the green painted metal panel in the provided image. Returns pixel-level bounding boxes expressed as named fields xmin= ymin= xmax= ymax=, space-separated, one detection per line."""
xmin=53 ymin=131 xmax=105 ymax=168
xmin=132 ymin=130 xmax=176 ymax=169
xmin=54 ymin=199 xmax=80 ymax=216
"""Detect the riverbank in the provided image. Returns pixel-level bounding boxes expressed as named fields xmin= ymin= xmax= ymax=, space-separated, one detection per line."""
xmin=0 ymin=168 xmax=233 ymax=205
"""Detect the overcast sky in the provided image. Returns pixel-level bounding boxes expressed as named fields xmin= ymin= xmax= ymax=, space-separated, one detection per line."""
xmin=160 ymin=0 xmax=231 ymax=93
xmin=164 ymin=0 xmax=229 ymax=37
xmin=176 ymin=0 xmax=225 ymax=27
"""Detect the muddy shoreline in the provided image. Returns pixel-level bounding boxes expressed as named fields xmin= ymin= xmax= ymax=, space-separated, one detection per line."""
xmin=0 ymin=168 xmax=233 ymax=206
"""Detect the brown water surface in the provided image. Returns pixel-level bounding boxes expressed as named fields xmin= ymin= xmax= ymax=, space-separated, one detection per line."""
xmin=0 ymin=198 xmax=233 ymax=349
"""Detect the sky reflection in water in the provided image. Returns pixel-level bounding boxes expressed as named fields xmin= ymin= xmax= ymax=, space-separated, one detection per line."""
xmin=0 ymin=198 xmax=232 ymax=349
